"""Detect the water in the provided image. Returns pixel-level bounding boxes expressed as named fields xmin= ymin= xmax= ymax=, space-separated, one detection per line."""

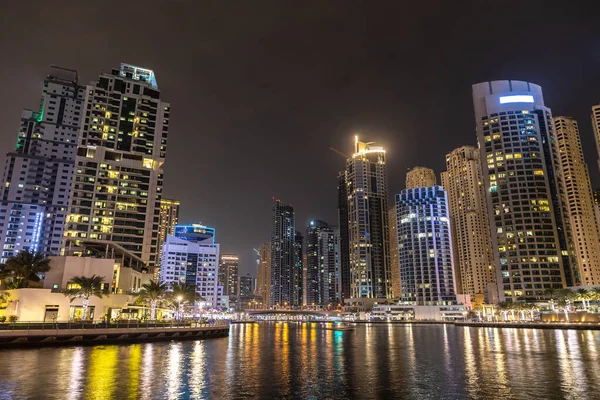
xmin=0 ymin=323 xmax=598 ymax=399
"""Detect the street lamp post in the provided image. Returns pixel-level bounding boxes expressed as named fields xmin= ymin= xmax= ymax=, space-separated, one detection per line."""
xmin=177 ymin=296 xmax=183 ymax=321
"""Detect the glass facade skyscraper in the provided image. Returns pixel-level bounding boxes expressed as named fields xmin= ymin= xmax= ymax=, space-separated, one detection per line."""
xmin=395 ymin=186 xmax=456 ymax=305
xmin=270 ymin=199 xmax=298 ymax=307
xmin=339 ymin=137 xmax=391 ymax=299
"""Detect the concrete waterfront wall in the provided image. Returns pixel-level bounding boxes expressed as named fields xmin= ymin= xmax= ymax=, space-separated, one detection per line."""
xmin=0 ymin=324 xmax=230 ymax=347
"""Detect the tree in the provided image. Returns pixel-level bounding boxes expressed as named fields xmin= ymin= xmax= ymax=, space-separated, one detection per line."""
xmin=590 ymin=287 xmax=600 ymax=311
xmin=0 ymin=250 xmax=51 ymax=288
xmin=575 ymin=288 xmax=590 ymax=311
xmin=556 ymin=288 xmax=577 ymax=322
xmin=169 ymin=282 xmax=200 ymax=320
xmin=138 ymin=280 xmax=167 ymax=321
xmin=496 ymin=301 xmax=513 ymax=321
xmin=64 ymin=275 xmax=106 ymax=321
xmin=542 ymin=288 xmax=558 ymax=311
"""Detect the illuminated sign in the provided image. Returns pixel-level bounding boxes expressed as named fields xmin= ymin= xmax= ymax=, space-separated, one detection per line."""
xmin=499 ymin=95 xmax=534 ymax=104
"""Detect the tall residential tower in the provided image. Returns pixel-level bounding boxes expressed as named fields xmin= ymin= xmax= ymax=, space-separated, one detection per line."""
xmin=270 ymin=200 xmax=298 ymax=307
xmin=473 ymin=80 xmax=569 ymax=301
xmin=406 ymin=166 xmax=437 ymax=189
xmin=339 ymin=137 xmax=391 ymax=299
xmin=0 ymin=67 xmax=84 ymax=262
xmin=441 ymin=146 xmax=495 ymax=301
xmin=395 ymin=186 xmax=456 ymax=305
xmin=553 ymin=117 xmax=600 ymax=286
xmin=64 ymin=64 xmax=169 ymax=271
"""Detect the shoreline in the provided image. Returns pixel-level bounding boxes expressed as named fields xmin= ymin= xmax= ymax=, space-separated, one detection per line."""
xmin=0 ymin=324 xmax=230 ymax=348
xmin=235 ymin=319 xmax=600 ymax=330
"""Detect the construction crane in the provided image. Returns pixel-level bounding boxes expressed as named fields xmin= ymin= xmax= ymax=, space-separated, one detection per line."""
xmin=329 ymin=147 xmax=349 ymax=160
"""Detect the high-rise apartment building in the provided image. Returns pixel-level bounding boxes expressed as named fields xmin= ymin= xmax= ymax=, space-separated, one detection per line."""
xmin=337 ymin=171 xmax=351 ymax=300
xmin=473 ymin=80 xmax=569 ymax=301
xmin=64 ymin=64 xmax=169 ymax=271
xmin=591 ymin=105 xmax=600 ymax=173
xmin=294 ymin=231 xmax=304 ymax=306
xmin=238 ymin=273 xmax=254 ymax=297
xmin=395 ymin=186 xmax=456 ymax=305
xmin=305 ymin=220 xmax=340 ymax=307
xmin=270 ymin=200 xmax=297 ymax=307
xmin=0 ymin=67 xmax=84 ymax=262
xmin=157 ymin=198 xmax=179 ymax=268
xmin=159 ymin=229 xmax=222 ymax=308
xmin=441 ymin=146 xmax=495 ymax=301
xmin=553 ymin=117 xmax=600 ymax=286
xmin=256 ymin=241 xmax=271 ymax=306
xmin=338 ymin=137 xmax=391 ymax=299
xmin=406 ymin=166 xmax=437 ymax=189
xmin=388 ymin=207 xmax=401 ymax=298
xmin=219 ymin=253 xmax=239 ymax=296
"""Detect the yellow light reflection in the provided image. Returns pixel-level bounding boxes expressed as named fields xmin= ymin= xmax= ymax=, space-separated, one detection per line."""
xmin=86 ymin=346 xmax=118 ymax=400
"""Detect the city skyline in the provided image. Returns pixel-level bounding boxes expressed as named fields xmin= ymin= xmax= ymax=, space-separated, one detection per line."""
xmin=3 ymin=2 xmax=600 ymax=276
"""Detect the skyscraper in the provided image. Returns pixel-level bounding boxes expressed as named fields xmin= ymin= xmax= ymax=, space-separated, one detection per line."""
xmin=406 ymin=166 xmax=437 ymax=189
xmin=219 ymin=253 xmax=239 ymax=296
xmin=256 ymin=241 xmax=271 ymax=306
xmin=0 ymin=67 xmax=84 ymax=262
xmin=388 ymin=207 xmax=401 ymax=298
xmin=294 ymin=231 xmax=304 ymax=306
xmin=337 ymin=171 xmax=351 ymax=300
xmin=395 ymin=186 xmax=456 ymax=305
xmin=339 ymin=137 xmax=391 ymax=299
xmin=64 ymin=64 xmax=169 ymax=271
xmin=441 ymin=146 xmax=495 ymax=301
xmin=553 ymin=117 xmax=600 ymax=286
xmin=270 ymin=199 xmax=297 ymax=307
xmin=157 ymin=198 xmax=180 ymax=269
xmin=473 ymin=80 xmax=569 ymax=301
xmin=591 ymin=105 xmax=600 ymax=173
xmin=238 ymin=273 xmax=254 ymax=297
xmin=305 ymin=220 xmax=340 ymax=307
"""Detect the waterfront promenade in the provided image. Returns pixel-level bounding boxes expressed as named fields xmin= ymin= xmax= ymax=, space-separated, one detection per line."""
xmin=0 ymin=321 xmax=229 ymax=347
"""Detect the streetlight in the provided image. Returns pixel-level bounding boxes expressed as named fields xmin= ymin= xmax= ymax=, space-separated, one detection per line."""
xmin=177 ymin=296 xmax=183 ymax=321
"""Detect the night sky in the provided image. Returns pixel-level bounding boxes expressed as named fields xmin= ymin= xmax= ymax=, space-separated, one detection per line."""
xmin=2 ymin=1 xmax=600 ymax=275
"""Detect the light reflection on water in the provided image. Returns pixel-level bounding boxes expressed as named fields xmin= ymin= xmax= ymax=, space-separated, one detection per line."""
xmin=0 ymin=323 xmax=599 ymax=399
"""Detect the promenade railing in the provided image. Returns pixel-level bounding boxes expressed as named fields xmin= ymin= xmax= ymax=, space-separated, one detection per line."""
xmin=0 ymin=320 xmax=230 ymax=331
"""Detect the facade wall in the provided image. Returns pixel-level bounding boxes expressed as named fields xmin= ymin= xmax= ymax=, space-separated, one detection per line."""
xmin=3 ymin=288 xmax=133 ymax=322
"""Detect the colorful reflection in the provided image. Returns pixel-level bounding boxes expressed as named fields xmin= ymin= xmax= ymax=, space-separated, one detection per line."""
xmin=0 ymin=324 xmax=599 ymax=399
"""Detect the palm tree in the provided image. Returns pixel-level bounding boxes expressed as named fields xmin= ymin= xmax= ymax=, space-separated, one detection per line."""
xmin=169 ymin=282 xmax=199 ymax=320
xmin=138 ymin=280 xmax=167 ymax=320
xmin=64 ymin=275 xmax=106 ymax=321
xmin=575 ymin=288 xmax=590 ymax=311
xmin=0 ymin=250 xmax=51 ymax=288
xmin=590 ymin=287 xmax=600 ymax=311
xmin=496 ymin=301 xmax=513 ymax=321
xmin=542 ymin=288 xmax=558 ymax=311
xmin=556 ymin=288 xmax=577 ymax=322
